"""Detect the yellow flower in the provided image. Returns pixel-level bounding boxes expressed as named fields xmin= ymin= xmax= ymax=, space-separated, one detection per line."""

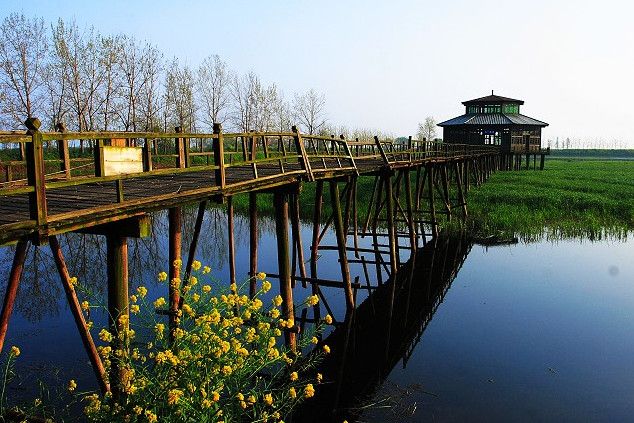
xmin=230 ymin=283 xmax=237 ymax=293
xmin=136 ymin=286 xmax=148 ymax=298
xmin=237 ymin=392 xmax=244 ymax=401
xmin=81 ymin=301 xmax=90 ymax=312
xmin=173 ymin=259 xmax=182 ymax=268
xmin=145 ymin=410 xmax=158 ymax=422
xmin=201 ymin=399 xmax=212 ymax=408
xmin=192 ymin=293 xmax=200 ymax=302
xmin=192 ymin=260 xmax=202 ymax=271
xmin=290 ymin=371 xmax=298 ymax=381
xmin=304 ymin=383 xmax=315 ymax=398
xmin=317 ymin=373 xmax=323 ymax=383
xmin=211 ymin=391 xmax=220 ymax=402
xmin=324 ymin=314 xmax=333 ymax=325
xmin=98 ymin=329 xmax=113 ymax=343
xmin=69 ymin=277 xmax=78 ymax=287
xmin=129 ymin=295 xmax=137 ymax=303
xmin=262 ymin=280 xmax=272 ymax=293
xmin=167 ymin=389 xmax=184 ymax=405
xmin=133 ymin=406 xmax=143 ymax=415
xmin=153 ymin=297 xmax=166 ymax=308
xmin=256 ymin=272 xmax=267 ymax=280
xmin=202 ymin=266 xmax=211 ymax=274
xmin=273 ymin=295 xmax=283 ymax=307
xmin=222 ymin=365 xmax=232 ymax=375
xmin=68 ymin=379 xmax=77 ymax=392
xmin=202 ymin=285 xmax=212 ymax=293
xmin=311 ymin=336 xmax=319 ymax=344
xmin=157 ymin=271 xmax=168 ymax=282
xmin=86 ymin=321 xmax=93 ymax=330
xmin=130 ymin=304 xmax=140 ymax=314
xmin=306 ymin=295 xmax=319 ymax=306
xmin=154 ymin=323 xmax=165 ymax=338
xmin=189 ymin=276 xmax=198 ymax=286
xmin=263 ymin=393 xmax=273 ymax=406
xmin=248 ymin=395 xmax=256 ymax=404
xmin=270 ymin=308 xmax=280 ymax=319
xmin=322 ymin=345 xmax=331 ymax=354
xmin=289 ymin=387 xmax=297 ymax=398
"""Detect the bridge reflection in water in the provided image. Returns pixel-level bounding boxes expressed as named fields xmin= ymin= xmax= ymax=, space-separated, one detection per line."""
xmin=295 ymin=233 xmax=472 ymax=422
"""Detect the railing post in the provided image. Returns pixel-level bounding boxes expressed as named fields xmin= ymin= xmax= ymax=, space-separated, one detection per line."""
xmin=212 ymin=123 xmax=225 ymax=189
xmin=374 ymin=135 xmax=389 ymax=165
xmin=94 ymin=138 xmax=105 ymax=177
xmin=291 ymin=125 xmax=314 ymax=181
xmin=175 ymin=126 xmax=186 ymax=168
xmin=408 ymin=135 xmax=413 ymax=162
xmin=24 ymin=117 xmax=47 ymax=233
xmin=339 ymin=134 xmax=358 ymax=175
xmin=143 ymin=138 xmax=153 ymax=172
xmin=55 ymin=122 xmax=71 ymax=179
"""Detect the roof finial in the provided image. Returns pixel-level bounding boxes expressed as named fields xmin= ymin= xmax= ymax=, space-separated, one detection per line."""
xmin=491 ymin=89 xmax=494 ymax=95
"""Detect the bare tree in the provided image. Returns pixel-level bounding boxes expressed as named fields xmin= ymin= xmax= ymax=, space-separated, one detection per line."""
xmin=197 ymin=55 xmax=229 ymax=130
xmin=164 ymin=58 xmax=195 ymax=131
xmin=98 ymin=35 xmax=123 ymax=131
xmin=417 ymin=116 xmax=437 ymax=141
xmin=230 ymin=71 xmax=261 ymax=132
xmin=293 ymin=88 xmax=326 ymax=135
xmin=0 ymin=13 xmax=48 ymax=129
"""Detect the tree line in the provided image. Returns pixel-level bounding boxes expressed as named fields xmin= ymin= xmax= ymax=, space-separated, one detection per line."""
xmin=0 ymin=13 xmax=330 ymax=138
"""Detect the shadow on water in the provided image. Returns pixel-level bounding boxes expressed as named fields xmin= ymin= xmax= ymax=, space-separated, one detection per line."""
xmin=294 ymin=234 xmax=473 ymax=423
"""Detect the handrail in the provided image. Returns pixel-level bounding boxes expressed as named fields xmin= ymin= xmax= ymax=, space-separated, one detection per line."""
xmin=0 ymin=117 xmax=505 ymax=243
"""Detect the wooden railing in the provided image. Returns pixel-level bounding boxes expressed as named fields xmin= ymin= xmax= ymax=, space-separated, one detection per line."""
xmin=0 ymin=118 xmax=501 ymax=240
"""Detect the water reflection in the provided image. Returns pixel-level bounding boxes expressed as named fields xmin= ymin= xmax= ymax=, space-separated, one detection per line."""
xmin=295 ymin=234 xmax=472 ymax=422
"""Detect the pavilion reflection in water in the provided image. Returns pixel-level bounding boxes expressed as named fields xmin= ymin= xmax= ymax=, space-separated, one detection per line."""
xmin=295 ymin=233 xmax=472 ymax=423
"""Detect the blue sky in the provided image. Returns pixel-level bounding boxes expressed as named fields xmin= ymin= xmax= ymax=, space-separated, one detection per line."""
xmin=2 ymin=0 xmax=633 ymax=145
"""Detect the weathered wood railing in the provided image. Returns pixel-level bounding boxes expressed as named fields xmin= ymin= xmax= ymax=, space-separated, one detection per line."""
xmin=0 ymin=118 xmax=500 ymax=244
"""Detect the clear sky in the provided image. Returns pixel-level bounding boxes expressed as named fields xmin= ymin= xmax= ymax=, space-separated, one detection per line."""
xmin=2 ymin=0 xmax=633 ymax=146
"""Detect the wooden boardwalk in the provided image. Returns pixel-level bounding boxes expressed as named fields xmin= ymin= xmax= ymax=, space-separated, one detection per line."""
xmin=0 ymin=120 xmax=498 ymax=245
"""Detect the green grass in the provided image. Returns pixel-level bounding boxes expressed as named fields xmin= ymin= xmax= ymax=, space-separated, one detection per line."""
xmin=465 ymin=159 xmax=634 ymax=238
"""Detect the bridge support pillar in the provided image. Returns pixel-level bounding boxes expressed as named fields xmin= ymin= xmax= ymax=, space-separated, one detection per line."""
xmin=274 ymin=190 xmax=296 ymax=351
xmin=0 ymin=240 xmax=28 ymax=354
xmin=106 ymin=232 xmax=129 ymax=401
xmin=329 ymin=181 xmax=355 ymax=310
xmin=168 ymin=207 xmax=182 ymax=342
xmin=249 ymin=193 xmax=258 ymax=297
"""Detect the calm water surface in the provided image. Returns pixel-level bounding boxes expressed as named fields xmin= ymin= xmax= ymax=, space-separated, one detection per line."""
xmin=0 ymin=207 xmax=632 ymax=422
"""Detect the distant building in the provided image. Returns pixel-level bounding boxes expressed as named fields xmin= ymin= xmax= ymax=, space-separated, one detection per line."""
xmin=438 ymin=92 xmax=548 ymax=153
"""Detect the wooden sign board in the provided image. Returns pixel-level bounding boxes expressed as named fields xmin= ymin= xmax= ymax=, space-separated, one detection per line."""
xmin=102 ymin=146 xmax=144 ymax=176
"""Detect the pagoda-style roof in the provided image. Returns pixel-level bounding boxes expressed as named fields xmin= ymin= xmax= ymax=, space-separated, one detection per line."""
xmin=438 ymin=113 xmax=548 ymax=127
xmin=462 ymin=94 xmax=524 ymax=106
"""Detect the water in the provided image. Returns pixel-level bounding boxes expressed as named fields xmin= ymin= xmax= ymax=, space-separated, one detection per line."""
xmin=0 ymin=207 xmax=632 ymax=422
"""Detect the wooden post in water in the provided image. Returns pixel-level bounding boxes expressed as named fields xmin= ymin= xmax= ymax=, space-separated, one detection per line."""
xmin=309 ymin=181 xmax=323 ymax=320
xmin=404 ymin=169 xmax=417 ymax=252
xmin=227 ymin=196 xmax=236 ymax=286
xmin=249 ymin=192 xmax=258 ymax=297
xmin=0 ymin=240 xmax=28 ymax=353
xmin=49 ymin=236 xmax=109 ymax=393
xmin=106 ymin=233 xmax=128 ymax=400
xmin=384 ymin=171 xmax=399 ymax=276
xmin=427 ymin=164 xmax=439 ymax=238
xmin=290 ymin=187 xmax=308 ymax=288
xmin=168 ymin=207 xmax=182 ymax=341
xmin=329 ymin=181 xmax=355 ymax=310
xmin=273 ymin=190 xmax=296 ymax=350
xmin=455 ymin=161 xmax=468 ymax=218
xmin=181 ymin=201 xmax=207 ymax=303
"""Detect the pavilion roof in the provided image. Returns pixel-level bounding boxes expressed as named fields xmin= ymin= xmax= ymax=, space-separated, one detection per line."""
xmin=437 ymin=113 xmax=548 ymax=127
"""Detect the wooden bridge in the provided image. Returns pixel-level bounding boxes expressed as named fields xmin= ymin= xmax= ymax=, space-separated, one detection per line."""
xmin=0 ymin=117 xmax=504 ymax=396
